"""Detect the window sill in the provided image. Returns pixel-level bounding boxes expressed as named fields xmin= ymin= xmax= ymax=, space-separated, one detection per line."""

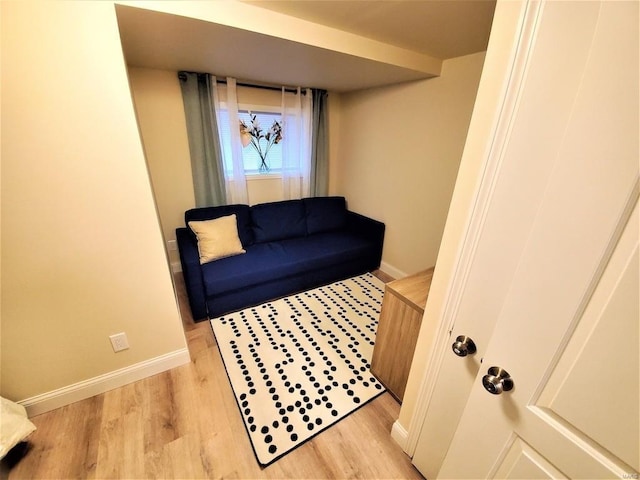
xmin=245 ymin=172 xmax=282 ymax=180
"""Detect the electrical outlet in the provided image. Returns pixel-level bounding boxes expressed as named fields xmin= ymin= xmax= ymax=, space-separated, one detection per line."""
xmin=167 ymin=239 xmax=177 ymax=251
xmin=109 ymin=332 xmax=129 ymax=352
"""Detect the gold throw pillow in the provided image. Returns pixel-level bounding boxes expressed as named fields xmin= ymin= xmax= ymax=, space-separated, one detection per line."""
xmin=188 ymin=214 xmax=246 ymax=264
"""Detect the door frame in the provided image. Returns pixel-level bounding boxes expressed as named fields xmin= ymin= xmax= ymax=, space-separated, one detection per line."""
xmin=403 ymin=0 xmax=544 ymax=456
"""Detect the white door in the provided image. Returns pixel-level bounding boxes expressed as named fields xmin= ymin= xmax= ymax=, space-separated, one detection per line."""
xmin=432 ymin=1 xmax=639 ymax=478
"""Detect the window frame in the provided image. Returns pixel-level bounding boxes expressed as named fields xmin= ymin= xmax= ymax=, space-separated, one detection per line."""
xmin=218 ymin=102 xmax=284 ymax=178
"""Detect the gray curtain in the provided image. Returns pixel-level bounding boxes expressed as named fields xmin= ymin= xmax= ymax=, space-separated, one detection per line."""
xmin=310 ymin=89 xmax=329 ymax=197
xmin=178 ymin=72 xmax=227 ymax=207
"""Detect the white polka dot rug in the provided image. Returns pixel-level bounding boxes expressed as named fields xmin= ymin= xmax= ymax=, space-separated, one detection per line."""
xmin=210 ymin=272 xmax=387 ymax=465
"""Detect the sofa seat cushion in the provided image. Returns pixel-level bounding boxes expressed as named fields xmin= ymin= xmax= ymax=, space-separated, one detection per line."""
xmin=202 ymin=242 xmax=289 ymax=297
xmin=202 ymin=232 xmax=377 ymax=297
xmin=278 ymin=232 xmax=378 ymax=273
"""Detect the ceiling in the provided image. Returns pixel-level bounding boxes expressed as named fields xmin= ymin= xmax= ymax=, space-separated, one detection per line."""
xmin=242 ymin=1 xmax=496 ymax=59
xmin=116 ymin=1 xmax=495 ymax=92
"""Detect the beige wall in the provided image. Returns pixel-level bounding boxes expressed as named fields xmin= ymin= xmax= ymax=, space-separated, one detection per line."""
xmin=128 ymin=68 xmax=196 ymax=265
xmin=327 ymin=93 xmax=342 ymax=196
xmin=398 ymin=1 xmax=525 ymax=436
xmin=130 ymin=54 xmax=484 ymax=278
xmin=128 ymin=68 xmax=300 ymax=266
xmin=1 ymin=2 xmax=187 ymax=402
xmin=0 ymin=0 xmax=486 ymax=417
xmin=334 ymin=52 xmax=486 ymax=277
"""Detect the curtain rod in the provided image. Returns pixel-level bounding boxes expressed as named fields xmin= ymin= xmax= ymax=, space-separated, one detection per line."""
xmin=177 ymin=71 xmax=308 ymax=95
xmin=216 ymin=78 xmax=307 ymax=95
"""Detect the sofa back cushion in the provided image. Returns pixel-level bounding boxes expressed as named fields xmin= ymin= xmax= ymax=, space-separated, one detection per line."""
xmin=251 ymin=199 xmax=307 ymax=243
xmin=185 ymin=204 xmax=254 ymax=247
xmin=304 ymin=196 xmax=348 ymax=234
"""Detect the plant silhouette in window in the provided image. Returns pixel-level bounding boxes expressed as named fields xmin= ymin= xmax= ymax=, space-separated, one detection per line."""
xmin=239 ymin=113 xmax=283 ymax=172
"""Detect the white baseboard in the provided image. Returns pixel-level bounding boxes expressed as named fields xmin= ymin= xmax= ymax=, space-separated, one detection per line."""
xmin=19 ymin=348 xmax=191 ymax=417
xmin=380 ymin=261 xmax=408 ymax=280
xmin=391 ymin=420 xmax=410 ymax=452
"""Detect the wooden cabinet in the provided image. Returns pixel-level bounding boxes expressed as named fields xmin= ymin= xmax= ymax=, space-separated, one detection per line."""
xmin=371 ymin=268 xmax=434 ymax=402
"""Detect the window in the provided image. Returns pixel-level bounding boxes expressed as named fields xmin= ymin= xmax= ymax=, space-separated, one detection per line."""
xmin=217 ymin=107 xmax=283 ymax=175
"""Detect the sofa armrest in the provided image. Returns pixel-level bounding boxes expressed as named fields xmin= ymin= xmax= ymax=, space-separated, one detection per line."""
xmin=176 ymin=227 xmax=208 ymax=321
xmin=346 ymin=211 xmax=385 ymax=267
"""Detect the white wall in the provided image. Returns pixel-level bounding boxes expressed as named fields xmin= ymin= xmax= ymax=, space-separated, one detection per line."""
xmin=1 ymin=1 xmax=188 ymax=411
xmin=334 ymin=52 xmax=486 ymax=277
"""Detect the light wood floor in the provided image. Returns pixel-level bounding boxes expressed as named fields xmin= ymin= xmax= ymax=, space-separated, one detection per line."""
xmin=2 ymin=270 xmax=422 ymax=479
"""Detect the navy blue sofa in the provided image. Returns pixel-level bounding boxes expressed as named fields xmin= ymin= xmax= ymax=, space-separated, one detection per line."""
xmin=176 ymin=196 xmax=385 ymax=322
